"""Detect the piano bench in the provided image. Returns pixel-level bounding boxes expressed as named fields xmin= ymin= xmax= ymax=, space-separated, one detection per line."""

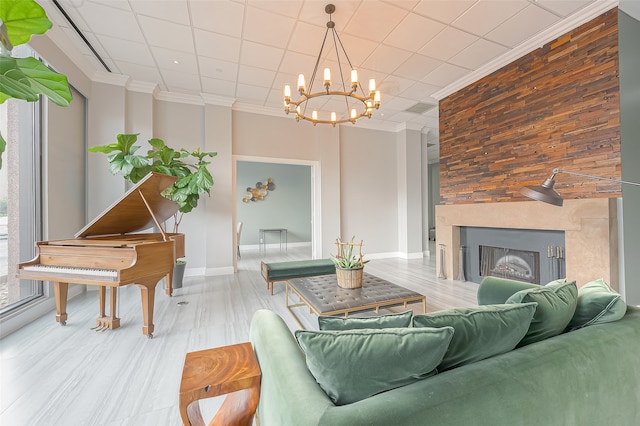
xmin=260 ymin=259 xmax=336 ymax=295
xmin=179 ymin=342 xmax=261 ymax=426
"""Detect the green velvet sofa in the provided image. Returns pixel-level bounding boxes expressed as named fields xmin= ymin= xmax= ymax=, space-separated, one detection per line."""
xmin=249 ymin=277 xmax=640 ymax=425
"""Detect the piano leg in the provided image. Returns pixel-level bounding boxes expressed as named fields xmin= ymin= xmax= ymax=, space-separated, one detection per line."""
xmin=137 ymin=281 xmax=157 ymax=338
xmin=96 ymin=286 xmax=121 ymax=330
xmin=53 ymin=282 xmax=69 ymax=326
xmin=165 ymin=270 xmax=173 ymax=297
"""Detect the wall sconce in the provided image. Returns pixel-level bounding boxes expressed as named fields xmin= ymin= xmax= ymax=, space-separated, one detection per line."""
xmin=242 ymin=178 xmax=276 ymax=203
xmin=520 ymin=168 xmax=640 ymax=206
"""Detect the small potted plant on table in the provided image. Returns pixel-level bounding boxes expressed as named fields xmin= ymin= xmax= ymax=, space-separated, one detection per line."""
xmin=331 ymin=237 xmax=369 ymax=289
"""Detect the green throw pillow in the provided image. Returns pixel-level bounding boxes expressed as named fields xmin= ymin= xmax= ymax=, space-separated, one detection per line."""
xmin=566 ymin=278 xmax=627 ymax=331
xmin=318 ymin=311 xmax=413 ymax=330
xmin=412 ymin=302 xmax=538 ymax=371
xmin=506 ymin=279 xmax=578 ymax=347
xmin=294 ymin=327 xmax=454 ymax=405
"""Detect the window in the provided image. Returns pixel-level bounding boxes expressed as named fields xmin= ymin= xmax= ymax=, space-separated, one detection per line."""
xmin=0 ymin=92 xmax=43 ymax=313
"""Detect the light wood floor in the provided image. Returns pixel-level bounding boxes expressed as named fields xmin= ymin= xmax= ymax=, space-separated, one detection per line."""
xmin=0 ymin=245 xmax=478 ymax=425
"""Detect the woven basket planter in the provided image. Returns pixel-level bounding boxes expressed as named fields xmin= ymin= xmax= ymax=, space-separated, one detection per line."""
xmin=336 ymin=266 xmax=364 ymax=289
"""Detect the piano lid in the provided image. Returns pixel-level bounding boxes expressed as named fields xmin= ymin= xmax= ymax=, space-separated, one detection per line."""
xmin=76 ymin=172 xmax=180 ymax=238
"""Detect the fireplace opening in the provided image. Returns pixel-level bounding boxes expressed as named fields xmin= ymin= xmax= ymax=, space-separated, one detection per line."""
xmin=479 ymin=245 xmax=540 ymax=284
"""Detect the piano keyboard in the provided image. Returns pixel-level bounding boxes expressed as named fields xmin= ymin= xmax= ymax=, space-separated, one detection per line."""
xmin=22 ymin=265 xmax=118 ymax=278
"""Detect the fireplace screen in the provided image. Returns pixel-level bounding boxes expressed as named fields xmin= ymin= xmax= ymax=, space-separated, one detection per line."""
xmin=479 ymin=245 xmax=540 ymax=284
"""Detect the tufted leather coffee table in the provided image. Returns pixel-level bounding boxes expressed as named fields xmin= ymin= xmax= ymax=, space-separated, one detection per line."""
xmin=286 ymin=273 xmax=426 ymax=329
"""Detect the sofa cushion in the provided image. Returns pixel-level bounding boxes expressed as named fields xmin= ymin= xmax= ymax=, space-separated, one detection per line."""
xmin=412 ymin=302 xmax=538 ymax=371
xmin=294 ymin=326 xmax=454 ymax=405
xmin=318 ymin=311 xmax=413 ymax=330
xmin=506 ymin=279 xmax=578 ymax=347
xmin=566 ymin=278 xmax=627 ymax=331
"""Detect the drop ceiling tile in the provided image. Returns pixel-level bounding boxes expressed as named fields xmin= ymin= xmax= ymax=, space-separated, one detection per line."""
xmin=384 ymin=13 xmax=447 ymax=51
xmin=194 ymin=29 xmax=241 ymax=63
xmin=138 ymin=15 xmax=194 ymax=53
xmin=278 ymin=51 xmax=318 ymax=77
xmin=379 ymin=76 xmax=418 ymax=97
xmin=248 ymin=0 xmax=303 ymax=19
xmin=199 ymin=56 xmax=239 ymax=82
xmin=333 ymin=33 xmax=380 ymax=68
xmin=151 ymin=47 xmax=199 ymax=74
xmin=298 ymin=2 xmax=360 ymax=28
xmin=399 ymin=81 xmax=441 ymax=101
xmin=423 ymin=63 xmax=471 ymax=87
xmin=67 ymin=28 xmax=99 ymax=56
xmin=452 ymin=0 xmax=529 ymax=37
xmin=240 ymin=41 xmax=285 ymax=70
xmin=287 ymin=21 xmax=326 ymax=55
xmin=362 ymin=44 xmax=413 ymax=75
xmin=344 ymin=1 xmax=409 ymax=43
xmin=95 ymin=34 xmax=155 ymax=66
xmin=190 ymin=0 xmax=245 ymax=38
xmin=52 ymin=2 xmax=91 ymax=32
xmin=266 ymin=88 xmax=288 ymax=109
xmin=73 ymin=1 xmax=144 ymax=42
xmin=418 ymin=26 xmax=478 ymax=61
xmin=394 ymin=54 xmax=443 ymax=80
xmin=486 ymin=4 xmax=561 ymax=48
xmin=382 ymin=96 xmax=423 ymax=112
xmin=116 ymin=62 xmax=163 ymax=85
xmin=238 ymin=65 xmax=276 ymax=88
xmin=448 ymin=38 xmax=509 ymax=70
xmin=161 ymin=69 xmax=202 ymax=93
xmin=201 ymin=77 xmax=237 ymax=98
xmin=413 ymin=0 xmax=476 ymax=24
xmin=130 ymin=0 xmax=190 ymax=25
xmin=243 ymin=6 xmax=296 ymax=48
xmin=534 ymin=0 xmax=595 ymax=17
xmin=236 ymin=83 xmax=271 ymax=104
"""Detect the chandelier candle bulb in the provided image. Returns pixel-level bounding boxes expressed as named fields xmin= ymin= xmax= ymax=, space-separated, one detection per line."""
xmin=284 ymin=85 xmax=291 ymax=99
xmin=324 ymin=68 xmax=331 ymax=86
xmin=312 ymin=111 xmax=318 ymax=121
xmin=350 ymin=108 xmax=357 ymax=120
xmin=369 ymin=79 xmax=376 ymax=93
xmin=351 ymin=70 xmax=358 ymax=86
xmin=331 ymin=112 xmax=337 ymax=123
xmin=297 ymin=74 xmax=305 ymax=93
xmin=374 ymin=90 xmax=381 ymax=106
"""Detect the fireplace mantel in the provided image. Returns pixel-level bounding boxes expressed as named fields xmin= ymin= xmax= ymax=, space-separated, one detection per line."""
xmin=435 ymin=199 xmax=618 ymax=289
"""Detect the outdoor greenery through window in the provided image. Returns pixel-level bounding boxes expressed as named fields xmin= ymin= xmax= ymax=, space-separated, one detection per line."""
xmin=0 ymin=44 xmax=43 ymax=314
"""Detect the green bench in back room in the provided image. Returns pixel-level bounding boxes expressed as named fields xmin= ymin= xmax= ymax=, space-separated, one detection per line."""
xmin=260 ymin=259 xmax=336 ymax=295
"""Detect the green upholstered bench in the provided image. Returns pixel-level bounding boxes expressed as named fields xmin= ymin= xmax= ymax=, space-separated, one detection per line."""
xmin=260 ymin=259 xmax=336 ymax=295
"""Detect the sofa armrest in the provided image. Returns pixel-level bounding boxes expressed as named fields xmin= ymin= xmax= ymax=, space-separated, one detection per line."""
xmin=477 ymin=276 xmax=539 ymax=305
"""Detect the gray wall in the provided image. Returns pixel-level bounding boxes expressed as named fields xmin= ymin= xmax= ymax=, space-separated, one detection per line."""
xmin=619 ymin=7 xmax=640 ymax=305
xmin=236 ymin=161 xmax=312 ymax=245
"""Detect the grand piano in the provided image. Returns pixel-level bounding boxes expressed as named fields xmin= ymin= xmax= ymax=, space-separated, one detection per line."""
xmin=17 ymin=172 xmax=185 ymax=338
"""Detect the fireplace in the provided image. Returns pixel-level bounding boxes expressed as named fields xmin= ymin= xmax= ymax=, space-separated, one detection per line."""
xmin=480 ymin=245 xmax=540 ymax=283
xmin=435 ymin=199 xmax=619 ymax=290
xmin=460 ymin=227 xmax=563 ymax=285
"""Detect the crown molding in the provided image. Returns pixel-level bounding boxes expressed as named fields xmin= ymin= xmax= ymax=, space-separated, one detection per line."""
xmin=201 ymin=94 xmax=235 ymax=107
xmin=92 ymin=70 xmax=129 ymax=87
xmin=126 ymin=80 xmax=158 ymax=95
xmin=154 ymin=91 xmax=204 ymax=106
xmin=431 ymin=1 xmax=618 ymax=101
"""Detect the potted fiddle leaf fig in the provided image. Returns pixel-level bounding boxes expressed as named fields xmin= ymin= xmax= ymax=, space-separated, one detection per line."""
xmin=89 ymin=133 xmax=217 ymax=288
xmin=0 ymin=0 xmax=73 ymax=169
xmin=331 ymin=236 xmax=370 ymax=289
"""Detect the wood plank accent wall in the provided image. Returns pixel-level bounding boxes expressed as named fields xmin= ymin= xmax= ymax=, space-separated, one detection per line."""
xmin=439 ymin=8 xmax=620 ymax=205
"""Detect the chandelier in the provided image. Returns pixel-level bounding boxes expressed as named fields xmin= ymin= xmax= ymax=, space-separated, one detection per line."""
xmin=283 ymin=4 xmax=381 ymax=127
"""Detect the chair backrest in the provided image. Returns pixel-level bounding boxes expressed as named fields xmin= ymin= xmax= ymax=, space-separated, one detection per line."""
xmin=237 ymin=222 xmax=243 ymax=241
